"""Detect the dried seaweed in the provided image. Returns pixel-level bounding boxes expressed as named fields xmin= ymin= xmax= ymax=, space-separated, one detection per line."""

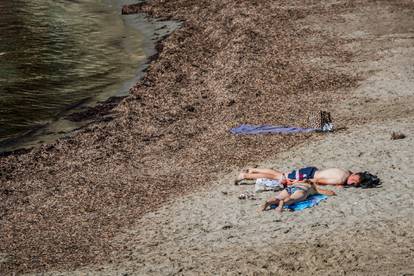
xmin=0 ymin=0 xmax=374 ymax=273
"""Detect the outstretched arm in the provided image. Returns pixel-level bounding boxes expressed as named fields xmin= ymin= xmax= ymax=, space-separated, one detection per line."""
xmin=307 ymin=178 xmax=344 ymax=188
xmin=315 ymin=185 xmax=336 ymax=196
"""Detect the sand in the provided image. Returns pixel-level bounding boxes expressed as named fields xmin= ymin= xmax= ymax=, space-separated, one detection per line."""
xmin=60 ymin=121 xmax=414 ymax=275
xmin=1 ymin=0 xmax=413 ymax=274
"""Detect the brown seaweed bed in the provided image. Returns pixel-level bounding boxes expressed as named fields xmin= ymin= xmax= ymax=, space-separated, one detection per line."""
xmin=0 ymin=0 xmax=397 ymax=273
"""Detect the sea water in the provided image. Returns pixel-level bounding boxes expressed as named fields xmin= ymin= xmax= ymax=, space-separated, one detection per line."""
xmin=0 ymin=0 xmax=147 ymax=151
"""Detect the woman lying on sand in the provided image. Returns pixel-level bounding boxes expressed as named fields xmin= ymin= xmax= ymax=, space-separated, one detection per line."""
xmin=261 ymin=180 xmax=336 ymax=212
xmin=237 ymin=167 xmax=380 ymax=188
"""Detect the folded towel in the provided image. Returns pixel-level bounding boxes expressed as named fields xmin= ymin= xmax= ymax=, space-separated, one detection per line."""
xmin=230 ymin=124 xmax=319 ymax=135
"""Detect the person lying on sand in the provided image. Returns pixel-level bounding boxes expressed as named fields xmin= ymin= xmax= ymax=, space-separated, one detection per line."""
xmin=237 ymin=167 xmax=380 ymax=188
xmin=261 ymin=181 xmax=336 ymax=213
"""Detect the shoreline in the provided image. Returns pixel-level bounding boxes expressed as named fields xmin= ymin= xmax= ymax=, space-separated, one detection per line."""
xmin=0 ymin=7 xmax=179 ymax=154
xmin=1 ymin=0 xmax=413 ymax=274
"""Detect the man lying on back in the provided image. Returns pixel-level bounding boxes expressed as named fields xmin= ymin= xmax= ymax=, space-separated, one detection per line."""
xmin=236 ymin=167 xmax=379 ymax=188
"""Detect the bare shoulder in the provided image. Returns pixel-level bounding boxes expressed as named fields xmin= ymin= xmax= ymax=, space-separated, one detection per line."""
xmin=319 ymin=168 xmax=350 ymax=176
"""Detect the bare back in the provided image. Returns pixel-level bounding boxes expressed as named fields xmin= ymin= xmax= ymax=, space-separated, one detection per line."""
xmin=313 ymin=168 xmax=351 ymax=185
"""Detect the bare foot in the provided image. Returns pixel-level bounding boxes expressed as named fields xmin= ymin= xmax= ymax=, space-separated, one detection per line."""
xmin=237 ymin=172 xmax=245 ymax=181
xmin=247 ymin=168 xmax=255 ymax=174
xmin=234 ymin=172 xmax=245 ymax=185
xmin=246 ymin=166 xmax=260 ymax=174
xmin=276 ymin=206 xmax=284 ymax=213
xmin=261 ymin=202 xmax=270 ymax=211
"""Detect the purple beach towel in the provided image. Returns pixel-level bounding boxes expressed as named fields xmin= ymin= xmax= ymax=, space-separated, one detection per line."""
xmin=230 ymin=124 xmax=319 ymax=135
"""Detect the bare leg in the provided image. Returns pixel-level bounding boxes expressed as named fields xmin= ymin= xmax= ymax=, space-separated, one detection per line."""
xmin=261 ymin=197 xmax=280 ymax=211
xmin=262 ymin=190 xmax=289 ymax=211
xmin=239 ymin=172 xmax=281 ymax=180
xmin=236 ymin=168 xmax=284 ymax=184
xmin=276 ymin=190 xmax=308 ymax=212
xmin=284 ymin=190 xmax=308 ymax=205
xmin=247 ymin=168 xmax=284 ymax=175
xmin=276 ymin=199 xmax=285 ymax=213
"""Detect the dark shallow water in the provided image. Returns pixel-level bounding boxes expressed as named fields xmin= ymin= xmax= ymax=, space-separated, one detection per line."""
xmin=0 ymin=0 xmax=147 ymax=151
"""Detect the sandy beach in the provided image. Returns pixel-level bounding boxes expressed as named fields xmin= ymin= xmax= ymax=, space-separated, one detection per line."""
xmin=1 ymin=0 xmax=413 ymax=274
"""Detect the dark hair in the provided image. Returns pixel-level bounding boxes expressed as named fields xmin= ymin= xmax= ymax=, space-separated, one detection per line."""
xmin=355 ymin=172 xmax=381 ymax=188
